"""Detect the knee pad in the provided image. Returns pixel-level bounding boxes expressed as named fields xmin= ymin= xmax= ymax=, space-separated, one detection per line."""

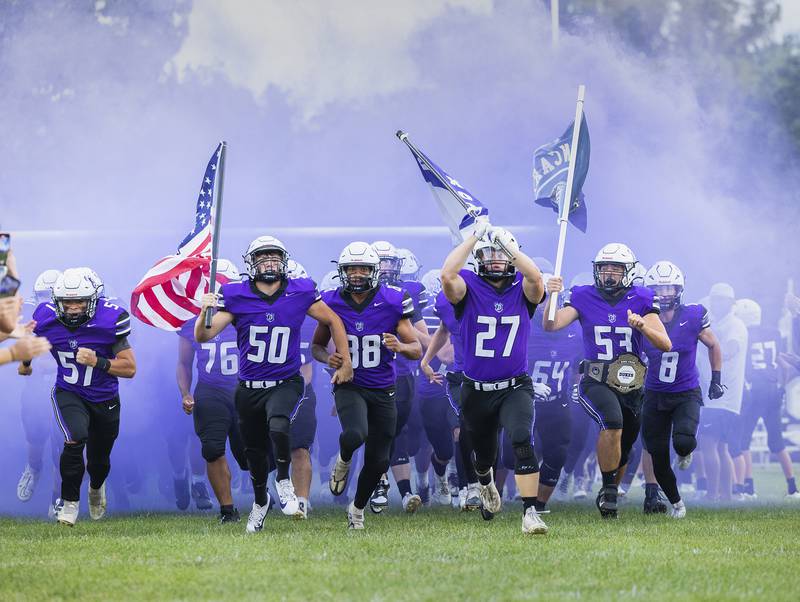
xmin=513 ymin=443 xmax=539 ymax=475
xmin=62 ymin=440 xmax=86 ymax=457
xmin=672 ymin=432 xmax=697 ymax=458
xmin=390 ymin=453 xmax=409 ymax=467
xmin=539 ymin=461 xmax=561 ymax=487
xmin=268 ymin=416 xmax=290 ymax=435
xmin=201 ymin=442 xmax=226 ymax=464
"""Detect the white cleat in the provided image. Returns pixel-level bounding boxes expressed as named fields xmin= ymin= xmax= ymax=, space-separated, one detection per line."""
xmin=56 ymin=500 xmax=79 ymax=526
xmin=275 ymin=478 xmax=301 ymax=516
xmin=458 ymin=487 xmax=468 ymax=511
xmin=88 ymin=483 xmax=107 ymax=520
xmin=432 ymin=473 xmax=451 ymax=506
xmin=246 ymin=497 xmax=271 ymax=533
xmin=479 ymin=469 xmax=502 ymax=514
xmin=677 ymin=452 xmax=693 ymax=470
xmin=671 ymin=500 xmax=687 ymax=519
xmin=347 ymin=502 xmax=364 ymax=530
xmin=17 ymin=464 xmax=40 ymax=502
xmin=785 ymin=491 xmax=800 ymax=501
xmin=296 ymin=497 xmax=309 ymax=520
xmin=522 ymin=506 xmax=549 ymax=534
xmin=329 ymin=454 xmax=351 ymax=496
xmin=402 ymin=492 xmax=422 ymax=514
xmin=464 ymin=482 xmax=482 ymax=511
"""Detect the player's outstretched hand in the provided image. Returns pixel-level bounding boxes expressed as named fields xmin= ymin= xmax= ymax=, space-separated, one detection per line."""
xmin=546 ymin=276 xmax=563 ymax=294
xmin=0 ymin=296 xmax=23 ymax=334
xmin=11 ymin=336 xmax=51 ymax=362
xmin=627 ymin=309 xmax=645 ymax=330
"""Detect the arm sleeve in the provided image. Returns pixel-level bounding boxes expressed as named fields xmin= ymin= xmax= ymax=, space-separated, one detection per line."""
xmin=401 ymin=292 xmax=415 ymax=320
xmin=111 ymin=336 xmax=131 ymax=355
xmin=115 ymin=310 xmax=132 ymax=338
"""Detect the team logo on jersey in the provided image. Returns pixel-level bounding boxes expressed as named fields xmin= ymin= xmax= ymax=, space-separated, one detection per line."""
xmin=68 ymin=339 xmax=78 ymax=350
xmin=550 ymin=350 xmax=557 ymax=358
xmin=355 ymin=321 xmax=365 ymax=332
xmin=608 ymin=313 xmax=617 ymax=323
xmin=265 ymin=312 xmax=275 ymax=323
xmin=494 ymin=302 xmax=504 ymax=313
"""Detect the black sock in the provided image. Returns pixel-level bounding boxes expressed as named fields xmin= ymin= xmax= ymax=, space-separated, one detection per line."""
xmin=397 ymin=479 xmax=412 ymax=497
xmin=534 ymin=499 xmax=547 ymax=512
xmin=744 ymin=477 xmax=755 ymax=495
xmin=788 ymin=477 xmax=797 ymax=495
xmin=220 ymin=504 xmax=234 ymax=515
xmin=732 ymin=483 xmax=743 ymax=495
xmin=601 ymin=470 xmax=617 ymax=488
xmin=269 ymin=430 xmax=291 ymax=481
xmin=522 ymin=496 xmax=537 ymax=511
xmin=645 ymin=483 xmax=659 ymax=498
xmin=696 ymin=476 xmax=708 ymax=491
xmin=431 ymin=454 xmax=448 ymax=477
xmin=477 ymin=468 xmax=492 ymax=486
xmin=253 ymin=481 xmax=268 ymax=506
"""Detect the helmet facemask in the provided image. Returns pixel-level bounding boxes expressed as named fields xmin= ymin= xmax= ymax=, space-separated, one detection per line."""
xmin=651 ymin=284 xmax=683 ymax=312
xmin=593 ymin=261 xmax=632 ymax=293
xmin=246 ymin=247 xmax=288 ymax=283
xmin=476 ymin=247 xmax=515 ymax=281
xmin=339 ymin=263 xmax=379 ymax=293
xmin=54 ymin=294 xmax=98 ymax=328
xmin=376 ymin=255 xmax=403 ymax=285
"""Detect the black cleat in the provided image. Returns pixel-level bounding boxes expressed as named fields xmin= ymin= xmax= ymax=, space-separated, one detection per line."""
xmin=643 ymin=492 xmax=668 ymax=514
xmin=174 ymin=477 xmax=190 ymax=511
xmin=596 ymin=485 xmax=618 ymax=519
xmin=219 ymin=508 xmax=241 ymax=524
xmin=192 ymin=482 xmax=213 ymax=511
xmin=480 ymin=503 xmax=495 ymax=521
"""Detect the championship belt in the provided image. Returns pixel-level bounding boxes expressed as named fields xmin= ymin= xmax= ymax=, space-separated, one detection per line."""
xmin=583 ymin=353 xmax=646 ymax=394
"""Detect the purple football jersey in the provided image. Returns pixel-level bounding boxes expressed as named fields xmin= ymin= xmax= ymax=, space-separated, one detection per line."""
xmin=643 ymin=304 xmax=708 ymax=392
xmin=396 ymin=280 xmax=427 ymax=377
xmin=416 ymin=304 xmax=447 ymax=398
xmin=528 ymin=310 xmax=583 ymax=399
xmin=299 ymin=316 xmax=317 ymax=366
xmin=434 ymin=289 xmax=463 ymax=373
xmin=179 ymin=317 xmax=238 ymax=388
xmin=456 ymin=270 xmax=539 ymax=382
xmin=219 ymin=277 xmax=320 ymax=381
xmin=321 ymin=284 xmax=414 ymax=389
xmin=33 ymin=299 xmax=131 ymax=403
xmin=565 ymin=285 xmax=659 ymax=362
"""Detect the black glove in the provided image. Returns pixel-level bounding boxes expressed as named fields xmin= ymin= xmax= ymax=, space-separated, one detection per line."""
xmin=708 ymin=370 xmax=725 ymax=400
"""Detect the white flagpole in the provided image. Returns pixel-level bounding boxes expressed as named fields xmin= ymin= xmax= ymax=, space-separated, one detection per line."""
xmin=548 ymin=85 xmax=585 ymax=321
xmin=204 ymin=141 xmax=227 ymax=329
xmin=551 ymin=0 xmax=560 ymax=49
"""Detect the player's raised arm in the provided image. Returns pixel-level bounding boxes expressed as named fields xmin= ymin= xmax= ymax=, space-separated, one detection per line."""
xmin=489 ymin=227 xmax=545 ymax=305
xmin=441 ymin=219 xmax=489 ymax=304
xmin=542 ymin=276 xmax=578 ymax=331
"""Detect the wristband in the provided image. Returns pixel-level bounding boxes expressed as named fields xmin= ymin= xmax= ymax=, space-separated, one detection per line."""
xmin=711 ymin=370 xmax=721 ymax=385
xmin=96 ymin=356 xmax=112 ymax=372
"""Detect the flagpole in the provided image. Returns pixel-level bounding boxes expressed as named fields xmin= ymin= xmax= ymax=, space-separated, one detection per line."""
xmin=204 ymin=141 xmax=227 ymax=329
xmin=396 ymin=130 xmax=515 ymax=260
xmin=551 ymin=0 xmax=559 ymax=49
xmin=548 ymin=85 xmax=585 ymax=321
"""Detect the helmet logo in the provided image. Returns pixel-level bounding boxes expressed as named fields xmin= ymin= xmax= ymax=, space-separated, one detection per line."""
xmin=265 ymin=313 xmax=275 ymax=323
xmin=494 ymin=302 xmax=504 ymax=313
xmin=68 ymin=339 xmax=78 ymax=350
xmin=608 ymin=313 xmax=617 ymax=323
xmin=355 ymin=321 xmax=365 ymax=332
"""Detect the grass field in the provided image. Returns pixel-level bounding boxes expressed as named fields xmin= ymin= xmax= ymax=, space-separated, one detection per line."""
xmin=2 ymin=484 xmax=799 ymax=602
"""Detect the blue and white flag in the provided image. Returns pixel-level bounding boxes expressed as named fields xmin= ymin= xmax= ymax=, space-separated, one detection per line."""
xmin=532 ymin=118 xmax=590 ymax=232
xmin=397 ymin=131 xmax=489 ymax=245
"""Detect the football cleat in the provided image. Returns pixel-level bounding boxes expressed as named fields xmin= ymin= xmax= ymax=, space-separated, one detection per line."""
xmin=643 ymin=491 xmax=668 ymax=514
xmin=173 ymin=477 xmax=190 ymax=510
xmin=595 ymin=485 xmax=618 ymax=519
xmin=465 ymin=482 xmax=482 ymax=511
xmin=296 ymin=498 xmax=308 ymax=520
xmin=402 ymin=492 xmax=422 ymax=514
xmin=17 ymin=464 xmax=40 ymax=502
xmin=432 ymin=473 xmax=451 ymax=506
xmin=246 ymin=497 xmax=271 ymax=533
xmin=573 ymin=477 xmax=587 ymax=500
xmin=88 ymin=483 xmax=107 ymax=520
xmin=478 ymin=469 xmax=502 ymax=514
xmin=677 ymin=452 xmax=693 ymax=470
xmin=191 ymin=481 xmax=213 ymax=510
xmin=522 ymin=506 xmax=549 ymax=534
xmin=480 ymin=505 xmax=495 ymax=521
xmin=670 ymin=500 xmax=687 ymax=519
xmin=369 ymin=477 xmax=390 ymax=514
xmin=347 ymin=502 xmax=365 ymax=530
xmin=785 ymin=491 xmax=800 ymax=501
xmin=57 ymin=500 xmax=79 ymax=526
xmin=219 ymin=507 xmax=241 ymax=524
xmin=555 ymin=472 xmax=571 ymax=500
xmin=275 ymin=478 xmax=301 ymax=517
xmin=418 ymin=482 xmax=431 ymax=507
xmin=329 ymin=454 xmax=351 ymax=496
xmin=458 ymin=487 xmax=468 ymax=511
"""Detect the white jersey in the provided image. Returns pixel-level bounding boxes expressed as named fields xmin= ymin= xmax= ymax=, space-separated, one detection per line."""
xmin=698 ymin=310 xmax=748 ymax=414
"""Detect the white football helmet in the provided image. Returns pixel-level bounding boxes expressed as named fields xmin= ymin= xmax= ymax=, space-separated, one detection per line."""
xmin=286 ymin=259 xmax=308 ymax=279
xmin=644 ymin=261 xmax=685 ymax=311
xmin=244 ymin=236 xmax=288 ymax=282
xmin=474 ymin=227 xmax=516 ymax=280
xmin=319 ymin=269 xmax=340 ymax=291
xmin=570 ymin=271 xmax=594 ymax=288
xmin=421 ymin=269 xmax=442 ymax=299
xmin=52 ymin=268 xmax=100 ymax=327
xmin=398 ymin=248 xmax=421 ymax=281
xmin=214 ymin=259 xmax=241 ymax=284
xmin=371 ymin=240 xmax=403 ymax=285
xmin=34 ymin=269 xmax=62 ymax=303
xmin=338 ymin=242 xmax=381 ymax=293
xmin=631 ymin=263 xmax=648 ymax=286
xmin=735 ymin=298 xmax=762 ymax=328
xmin=592 ymin=243 xmax=637 ymax=292
xmin=75 ymin=267 xmax=105 ymax=298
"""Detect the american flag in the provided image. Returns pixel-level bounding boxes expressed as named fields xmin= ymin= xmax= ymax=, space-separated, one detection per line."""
xmin=130 ymin=143 xmax=226 ymax=331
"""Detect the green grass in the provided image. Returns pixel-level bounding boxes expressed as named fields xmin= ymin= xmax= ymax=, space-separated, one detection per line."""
xmin=1 ymin=494 xmax=799 ymax=602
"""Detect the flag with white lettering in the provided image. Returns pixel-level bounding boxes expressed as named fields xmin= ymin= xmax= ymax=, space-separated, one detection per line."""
xmin=532 ymin=118 xmax=590 ymax=232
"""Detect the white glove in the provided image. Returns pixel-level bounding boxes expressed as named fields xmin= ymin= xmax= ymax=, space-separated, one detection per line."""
xmin=532 ymin=381 xmax=551 ymax=401
xmin=488 ymin=227 xmax=519 ymax=257
xmin=471 ymin=217 xmax=491 ymax=240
